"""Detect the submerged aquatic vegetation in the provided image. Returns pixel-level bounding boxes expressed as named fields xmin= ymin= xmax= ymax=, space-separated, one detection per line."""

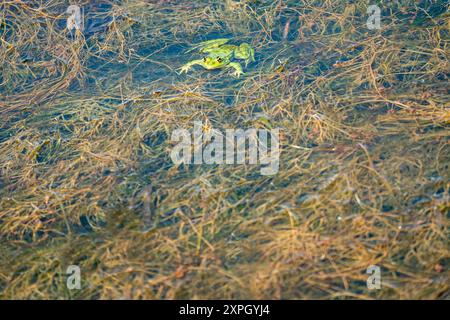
xmin=0 ymin=0 xmax=449 ymax=299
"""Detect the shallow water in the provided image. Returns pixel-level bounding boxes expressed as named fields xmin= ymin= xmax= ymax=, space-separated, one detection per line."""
xmin=0 ymin=0 xmax=448 ymax=299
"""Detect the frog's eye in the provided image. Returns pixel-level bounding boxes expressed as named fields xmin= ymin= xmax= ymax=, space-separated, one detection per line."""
xmin=203 ymin=57 xmax=207 ymax=62
xmin=217 ymin=57 xmax=223 ymax=63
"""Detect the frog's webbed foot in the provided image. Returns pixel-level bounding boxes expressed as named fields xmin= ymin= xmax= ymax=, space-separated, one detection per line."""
xmin=180 ymin=64 xmax=191 ymax=74
xmin=228 ymin=62 xmax=244 ymax=78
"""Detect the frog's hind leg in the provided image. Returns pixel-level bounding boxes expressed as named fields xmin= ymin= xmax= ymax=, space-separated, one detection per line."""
xmin=247 ymin=45 xmax=255 ymax=65
xmin=227 ymin=62 xmax=244 ymax=78
xmin=235 ymin=43 xmax=255 ymax=67
xmin=187 ymin=38 xmax=230 ymax=53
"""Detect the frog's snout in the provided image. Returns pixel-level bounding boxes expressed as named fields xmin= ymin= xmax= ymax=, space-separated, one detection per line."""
xmin=203 ymin=56 xmax=222 ymax=69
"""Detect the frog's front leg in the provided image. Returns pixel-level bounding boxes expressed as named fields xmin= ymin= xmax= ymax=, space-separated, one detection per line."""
xmin=180 ymin=59 xmax=205 ymax=74
xmin=228 ymin=62 xmax=244 ymax=78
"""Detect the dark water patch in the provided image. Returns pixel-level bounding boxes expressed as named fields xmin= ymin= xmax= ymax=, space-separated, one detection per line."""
xmin=143 ymin=131 xmax=168 ymax=148
xmin=381 ymin=203 xmax=394 ymax=212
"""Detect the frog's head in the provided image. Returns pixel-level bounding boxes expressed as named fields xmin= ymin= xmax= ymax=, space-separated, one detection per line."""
xmin=202 ymin=56 xmax=228 ymax=69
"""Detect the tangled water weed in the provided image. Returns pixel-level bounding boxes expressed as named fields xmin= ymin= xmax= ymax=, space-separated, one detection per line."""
xmin=0 ymin=0 xmax=448 ymax=299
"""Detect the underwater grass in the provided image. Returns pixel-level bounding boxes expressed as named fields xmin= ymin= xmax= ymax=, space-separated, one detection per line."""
xmin=0 ymin=0 xmax=449 ymax=299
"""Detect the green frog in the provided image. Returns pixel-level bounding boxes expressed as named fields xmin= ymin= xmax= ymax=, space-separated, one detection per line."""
xmin=180 ymin=38 xmax=255 ymax=78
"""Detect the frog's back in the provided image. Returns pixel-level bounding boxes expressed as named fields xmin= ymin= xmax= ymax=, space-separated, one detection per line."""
xmin=218 ymin=44 xmax=237 ymax=52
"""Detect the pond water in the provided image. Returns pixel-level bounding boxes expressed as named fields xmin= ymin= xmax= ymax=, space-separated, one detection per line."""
xmin=0 ymin=0 xmax=448 ymax=299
